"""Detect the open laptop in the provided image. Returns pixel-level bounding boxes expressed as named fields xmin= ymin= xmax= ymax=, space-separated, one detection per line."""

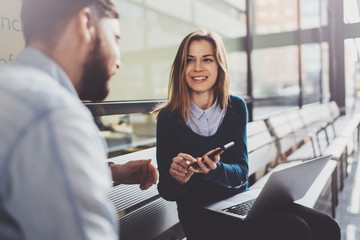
xmin=204 ymin=155 xmax=331 ymax=221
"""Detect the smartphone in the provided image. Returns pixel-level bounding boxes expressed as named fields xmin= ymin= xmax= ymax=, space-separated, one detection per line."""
xmin=190 ymin=141 xmax=235 ymax=169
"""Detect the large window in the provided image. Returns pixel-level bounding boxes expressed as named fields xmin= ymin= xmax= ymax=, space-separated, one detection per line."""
xmin=107 ymin=0 xmax=247 ymax=101
xmin=0 ymin=0 xmax=247 ymax=101
xmin=251 ymin=0 xmax=332 ymax=119
xmin=2 ymin=0 xmax=359 ymax=129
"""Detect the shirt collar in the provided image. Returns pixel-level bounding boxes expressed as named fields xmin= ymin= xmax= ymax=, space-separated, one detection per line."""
xmin=15 ymin=47 xmax=78 ymax=97
xmin=190 ymin=98 xmax=218 ymax=120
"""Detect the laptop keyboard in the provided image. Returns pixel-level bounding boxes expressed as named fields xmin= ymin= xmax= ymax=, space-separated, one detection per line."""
xmin=222 ymin=198 xmax=256 ymax=216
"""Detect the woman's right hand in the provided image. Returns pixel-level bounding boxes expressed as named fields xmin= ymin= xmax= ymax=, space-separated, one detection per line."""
xmin=169 ymin=153 xmax=197 ymax=185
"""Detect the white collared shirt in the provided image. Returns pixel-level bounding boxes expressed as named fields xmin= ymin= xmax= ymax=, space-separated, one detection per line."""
xmin=186 ymin=99 xmax=226 ymax=136
xmin=0 ymin=48 xmax=117 ymax=240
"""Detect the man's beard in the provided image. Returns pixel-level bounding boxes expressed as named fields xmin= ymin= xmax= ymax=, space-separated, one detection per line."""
xmin=78 ymin=37 xmax=111 ymax=101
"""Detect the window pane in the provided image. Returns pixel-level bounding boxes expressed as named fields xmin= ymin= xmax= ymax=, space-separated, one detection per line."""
xmin=344 ymin=38 xmax=360 ymax=113
xmin=107 ymin=0 xmax=247 ymax=101
xmin=228 ymin=51 xmax=247 ymax=96
xmin=344 ymin=0 xmax=360 ymax=24
xmin=252 ymin=46 xmax=299 ymax=97
xmin=300 ymin=0 xmax=328 ymax=29
xmin=321 ymin=42 xmax=330 ymax=102
xmin=301 ymin=44 xmax=321 ymax=103
xmin=254 ymin=0 xmax=298 ymax=35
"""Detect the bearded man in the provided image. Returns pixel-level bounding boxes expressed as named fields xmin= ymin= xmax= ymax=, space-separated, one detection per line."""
xmin=0 ymin=0 xmax=157 ymax=239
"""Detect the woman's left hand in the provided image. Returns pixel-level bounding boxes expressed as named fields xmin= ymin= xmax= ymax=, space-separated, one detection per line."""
xmin=189 ymin=148 xmax=221 ymax=174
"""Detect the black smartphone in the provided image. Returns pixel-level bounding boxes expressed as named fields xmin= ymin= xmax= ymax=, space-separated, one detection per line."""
xmin=190 ymin=141 xmax=235 ymax=169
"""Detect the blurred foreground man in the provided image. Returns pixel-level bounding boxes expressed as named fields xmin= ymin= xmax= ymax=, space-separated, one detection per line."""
xmin=0 ymin=0 xmax=157 ymax=239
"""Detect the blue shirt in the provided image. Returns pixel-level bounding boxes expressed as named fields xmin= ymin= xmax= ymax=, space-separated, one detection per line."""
xmin=186 ymin=99 xmax=226 ymax=137
xmin=0 ymin=48 xmax=117 ymax=240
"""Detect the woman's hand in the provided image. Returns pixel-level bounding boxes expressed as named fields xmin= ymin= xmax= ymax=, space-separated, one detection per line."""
xmin=169 ymin=149 xmax=222 ymax=184
xmin=189 ymin=148 xmax=222 ymax=174
xmin=169 ymin=153 xmax=197 ymax=185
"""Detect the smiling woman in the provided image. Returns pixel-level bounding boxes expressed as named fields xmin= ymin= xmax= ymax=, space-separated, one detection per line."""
xmin=152 ymin=30 xmax=250 ymax=239
xmin=153 ymin=30 xmax=230 ymax=124
xmin=185 ymin=39 xmax=218 ymax=105
xmin=152 ymin=30 xmax=340 ymax=240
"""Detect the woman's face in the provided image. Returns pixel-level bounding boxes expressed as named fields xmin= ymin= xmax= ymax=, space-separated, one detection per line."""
xmin=185 ymin=39 xmax=218 ymax=96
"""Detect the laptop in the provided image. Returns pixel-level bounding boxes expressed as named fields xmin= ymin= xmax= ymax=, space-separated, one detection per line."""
xmin=204 ymin=155 xmax=331 ymax=221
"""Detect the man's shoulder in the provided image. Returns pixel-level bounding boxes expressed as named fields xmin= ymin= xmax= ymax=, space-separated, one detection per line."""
xmin=0 ymin=63 xmax=97 ymax=163
xmin=0 ymin=63 xmax=92 ymax=141
xmin=0 ymin=63 xmax=83 ymax=115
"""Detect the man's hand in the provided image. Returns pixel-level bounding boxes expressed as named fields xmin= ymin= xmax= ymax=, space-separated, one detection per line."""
xmin=110 ymin=159 xmax=158 ymax=190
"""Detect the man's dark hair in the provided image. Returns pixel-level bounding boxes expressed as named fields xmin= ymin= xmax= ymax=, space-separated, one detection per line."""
xmin=21 ymin=0 xmax=119 ymax=46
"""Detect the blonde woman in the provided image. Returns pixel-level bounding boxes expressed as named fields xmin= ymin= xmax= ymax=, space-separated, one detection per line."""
xmin=153 ymin=30 xmax=339 ymax=240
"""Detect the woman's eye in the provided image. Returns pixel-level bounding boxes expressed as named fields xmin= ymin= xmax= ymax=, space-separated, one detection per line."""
xmin=187 ymin=58 xmax=194 ymax=63
xmin=204 ymin=58 xmax=213 ymax=62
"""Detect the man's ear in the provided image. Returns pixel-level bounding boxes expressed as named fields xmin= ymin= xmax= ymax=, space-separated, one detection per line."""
xmin=77 ymin=7 xmax=97 ymax=45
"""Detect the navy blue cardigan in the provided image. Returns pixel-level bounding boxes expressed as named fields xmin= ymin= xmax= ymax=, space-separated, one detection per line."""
xmin=156 ymin=95 xmax=248 ymax=207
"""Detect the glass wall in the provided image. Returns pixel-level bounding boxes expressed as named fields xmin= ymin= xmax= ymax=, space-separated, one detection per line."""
xmin=108 ymin=0 xmax=247 ymax=101
xmin=2 ymin=0 xmax=360 ymax=152
xmin=251 ymin=0 xmax=328 ymax=119
xmin=0 ymin=0 xmax=247 ymax=101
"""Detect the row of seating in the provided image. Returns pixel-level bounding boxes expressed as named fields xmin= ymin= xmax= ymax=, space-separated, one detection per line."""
xmin=249 ymin=101 xmax=359 ymax=218
xmin=105 ymin=101 xmax=359 ymax=240
xmin=269 ymin=101 xmax=358 ymax=191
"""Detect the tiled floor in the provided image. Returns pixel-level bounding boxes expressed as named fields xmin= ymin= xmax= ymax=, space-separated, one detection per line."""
xmin=335 ymin=149 xmax=360 ymax=240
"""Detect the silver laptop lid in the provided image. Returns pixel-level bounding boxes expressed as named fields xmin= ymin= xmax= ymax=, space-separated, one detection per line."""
xmin=246 ymin=154 xmax=332 ymax=219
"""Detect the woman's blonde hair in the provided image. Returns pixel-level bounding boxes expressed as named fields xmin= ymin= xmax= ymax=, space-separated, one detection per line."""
xmin=153 ymin=30 xmax=230 ymax=123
